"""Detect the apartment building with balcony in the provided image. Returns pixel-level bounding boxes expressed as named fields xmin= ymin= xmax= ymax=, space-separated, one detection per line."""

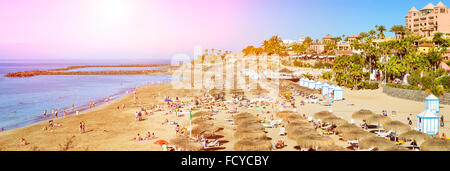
xmin=405 ymin=2 xmax=450 ymax=39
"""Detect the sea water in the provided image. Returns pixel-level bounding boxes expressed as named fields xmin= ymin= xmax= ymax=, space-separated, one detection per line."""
xmin=0 ymin=62 xmax=173 ymax=130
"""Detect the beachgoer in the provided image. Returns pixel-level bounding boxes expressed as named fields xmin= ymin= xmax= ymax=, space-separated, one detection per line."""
xmin=55 ymin=110 xmax=58 ymax=118
xmin=63 ymin=109 xmax=67 ymax=118
xmin=52 ymin=109 xmax=55 ymax=119
xmin=20 ymin=138 xmax=27 ymax=146
xmin=72 ymin=104 xmax=75 ymax=112
xmin=441 ymin=115 xmax=444 ymax=127
xmin=79 ymin=122 xmax=83 ymax=133
xmin=44 ymin=110 xmax=47 ymax=120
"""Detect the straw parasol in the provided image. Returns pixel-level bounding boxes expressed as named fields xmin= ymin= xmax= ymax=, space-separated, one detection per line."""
xmin=191 ymin=111 xmax=210 ymax=118
xmin=229 ymin=89 xmax=245 ymax=96
xmin=317 ymin=145 xmax=350 ymax=151
xmin=170 ymin=136 xmax=204 ymax=151
xmin=235 ymin=117 xmax=261 ymax=125
xmin=341 ymin=130 xmax=374 ymax=140
xmin=335 ymin=124 xmax=361 ymax=133
xmin=365 ymin=115 xmax=391 ymax=125
xmin=251 ymin=87 xmax=270 ymax=95
xmin=383 ymin=121 xmax=411 ymax=134
xmin=296 ymin=135 xmax=335 ymax=149
xmin=313 ymin=111 xmax=333 ymax=120
xmin=352 ymin=109 xmax=375 ymax=121
xmin=234 ymin=129 xmax=267 ymax=140
xmin=358 ymin=136 xmax=395 ymax=150
xmin=276 ymin=111 xmax=296 ymax=119
xmin=420 ymin=138 xmax=450 ymax=151
xmin=191 ymin=125 xmax=220 ymax=137
xmin=286 ymin=123 xmax=314 ymax=133
xmin=233 ymin=139 xmax=273 ymax=151
xmin=234 ymin=112 xmax=255 ymax=120
xmin=287 ymin=127 xmax=318 ymax=140
xmin=191 ymin=118 xmax=214 ymax=125
xmin=399 ymin=130 xmax=431 ymax=145
xmin=284 ymin=114 xmax=304 ymax=122
xmin=237 ymin=122 xmax=265 ymax=132
xmin=322 ymin=117 xmax=348 ymax=126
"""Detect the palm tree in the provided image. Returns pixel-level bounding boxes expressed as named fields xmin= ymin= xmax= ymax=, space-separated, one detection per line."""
xmin=376 ymin=25 xmax=387 ymax=39
xmin=390 ymin=25 xmax=406 ymax=39
xmin=432 ymin=32 xmax=446 ymax=48
xmin=368 ymin=30 xmax=377 ymax=39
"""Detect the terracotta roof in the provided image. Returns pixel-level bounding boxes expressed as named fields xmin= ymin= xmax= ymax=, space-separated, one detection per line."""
xmin=418 ymin=43 xmax=435 ymax=47
xmin=422 ymin=3 xmax=435 ymax=10
xmin=323 ymin=34 xmax=335 ymax=40
xmin=409 ymin=6 xmax=419 ymax=12
xmin=436 ymin=1 xmax=446 ymax=8
xmin=336 ymin=50 xmax=354 ymax=56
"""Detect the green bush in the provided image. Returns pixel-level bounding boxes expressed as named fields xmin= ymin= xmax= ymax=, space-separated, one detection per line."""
xmin=407 ymin=72 xmax=421 ymax=87
xmin=344 ymin=83 xmax=353 ymax=89
xmin=366 ymin=82 xmax=379 ymax=90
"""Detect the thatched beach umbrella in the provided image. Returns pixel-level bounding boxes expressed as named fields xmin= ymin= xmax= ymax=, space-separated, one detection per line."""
xmin=234 ymin=129 xmax=267 ymax=140
xmin=296 ymin=135 xmax=335 ymax=149
xmin=420 ymin=138 xmax=450 ymax=151
xmin=358 ymin=136 xmax=395 ymax=150
xmin=313 ymin=111 xmax=333 ymax=120
xmin=284 ymin=114 xmax=304 ymax=122
xmin=191 ymin=111 xmax=210 ymax=118
xmin=322 ymin=117 xmax=348 ymax=126
xmin=235 ymin=117 xmax=261 ymax=125
xmin=276 ymin=111 xmax=296 ymax=119
xmin=399 ymin=130 xmax=431 ymax=145
xmin=341 ymin=130 xmax=374 ymax=141
xmin=251 ymin=87 xmax=270 ymax=95
xmin=233 ymin=139 xmax=273 ymax=151
xmin=352 ymin=109 xmax=375 ymax=121
xmin=365 ymin=115 xmax=391 ymax=125
xmin=335 ymin=124 xmax=360 ymax=133
xmin=237 ymin=122 xmax=265 ymax=132
xmin=170 ymin=137 xmax=204 ymax=151
xmin=317 ymin=145 xmax=350 ymax=151
xmin=229 ymin=89 xmax=245 ymax=96
xmin=191 ymin=125 xmax=220 ymax=137
xmin=234 ymin=112 xmax=255 ymax=119
xmin=191 ymin=118 xmax=214 ymax=125
xmin=287 ymin=127 xmax=318 ymax=140
xmin=383 ymin=121 xmax=411 ymax=134
xmin=286 ymin=123 xmax=314 ymax=133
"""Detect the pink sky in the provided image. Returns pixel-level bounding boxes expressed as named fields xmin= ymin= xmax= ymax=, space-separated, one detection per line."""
xmin=0 ymin=0 xmax=263 ymax=60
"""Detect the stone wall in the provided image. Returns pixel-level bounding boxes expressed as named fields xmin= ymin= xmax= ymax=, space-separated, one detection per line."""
xmin=382 ymin=86 xmax=450 ymax=105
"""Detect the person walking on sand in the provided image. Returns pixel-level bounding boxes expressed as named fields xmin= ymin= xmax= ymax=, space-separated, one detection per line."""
xmin=55 ymin=110 xmax=58 ymax=118
xmin=107 ymin=96 xmax=110 ymax=103
xmin=63 ymin=109 xmax=67 ymax=118
xmin=441 ymin=115 xmax=445 ymax=127
xmin=79 ymin=122 xmax=83 ymax=133
xmin=71 ymin=104 xmax=74 ymax=112
xmin=44 ymin=110 xmax=47 ymax=120
xmin=51 ymin=109 xmax=55 ymax=119
xmin=89 ymin=102 xmax=92 ymax=110
xmin=93 ymin=102 xmax=95 ymax=108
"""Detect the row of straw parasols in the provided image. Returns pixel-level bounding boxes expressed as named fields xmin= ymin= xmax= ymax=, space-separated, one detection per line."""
xmin=169 ymin=111 xmax=221 ymax=151
xmin=280 ymin=111 xmax=337 ymax=150
xmin=233 ymin=112 xmax=272 ymax=151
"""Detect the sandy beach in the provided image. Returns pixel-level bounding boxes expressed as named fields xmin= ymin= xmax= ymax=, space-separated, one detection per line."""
xmin=0 ymin=61 xmax=448 ymax=151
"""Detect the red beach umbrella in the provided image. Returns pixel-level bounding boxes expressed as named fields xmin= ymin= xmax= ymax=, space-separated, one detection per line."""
xmin=154 ymin=140 xmax=169 ymax=145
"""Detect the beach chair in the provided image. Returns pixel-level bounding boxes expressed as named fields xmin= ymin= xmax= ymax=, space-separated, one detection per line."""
xmin=204 ymin=139 xmax=220 ymax=149
xmin=262 ymin=120 xmax=277 ymax=128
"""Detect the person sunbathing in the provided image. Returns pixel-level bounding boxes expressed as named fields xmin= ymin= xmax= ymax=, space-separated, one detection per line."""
xmin=20 ymin=138 xmax=28 ymax=146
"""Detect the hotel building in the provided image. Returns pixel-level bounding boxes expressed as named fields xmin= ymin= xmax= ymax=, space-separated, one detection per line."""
xmin=405 ymin=2 xmax=450 ymax=38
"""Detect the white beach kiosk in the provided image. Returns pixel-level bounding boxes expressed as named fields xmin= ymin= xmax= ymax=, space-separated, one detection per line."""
xmin=315 ymin=81 xmax=323 ymax=90
xmin=299 ymin=78 xmax=305 ymax=87
xmin=425 ymin=94 xmax=440 ymax=113
xmin=303 ymin=78 xmax=309 ymax=87
xmin=333 ymin=86 xmax=343 ymax=101
xmin=328 ymin=85 xmax=335 ymax=98
xmin=322 ymin=83 xmax=329 ymax=96
xmin=416 ymin=110 xmax=439 ymax=135
xmin=308 ymin=80 xmax=316 ymax=89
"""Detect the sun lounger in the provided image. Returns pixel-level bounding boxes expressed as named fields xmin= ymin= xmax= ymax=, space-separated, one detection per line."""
xmin=204 ymin=139 xmax=220 ymax=148
xmin=262 ymin=120 xmax=278 ymax=128
xmin=356 ymin=147 xmax=375 ymax=151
